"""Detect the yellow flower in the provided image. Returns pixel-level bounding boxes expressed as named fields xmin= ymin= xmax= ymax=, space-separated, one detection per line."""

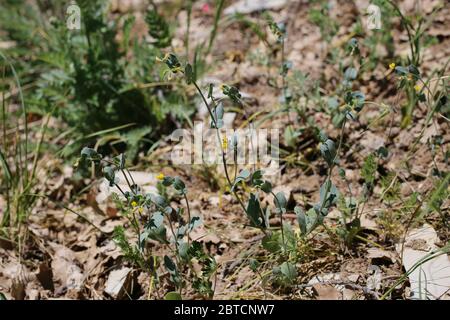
xmin=222 ymin=136 xmax=228 ymax=150
xmin=138 ymin=207 xmax=144 ymax=214
xmin=156 ymin=173 xmax=165 ymax=181
xmin=131 ymin=201 xmax=138 ymax=207
xmin=389 ymin=63 xmax=396 ymax=70
xmin=414 ymin=84 xmax=421 ymax=92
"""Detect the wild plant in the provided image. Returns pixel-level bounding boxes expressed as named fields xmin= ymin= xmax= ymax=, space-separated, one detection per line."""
xmin=77 ymin=149 xmax=216 ymax=299
xmin=158 ymin=53 xmax=306 ymax=283
xmin=0 ymin=52 xmax=52 ymax=248
xmin=381 ymin=0 xmax=444 ymax=127
xmin=0 ymin=1 xmax=198 ymax=159
xmin=157 ymin=47 xmax=372 ymax=286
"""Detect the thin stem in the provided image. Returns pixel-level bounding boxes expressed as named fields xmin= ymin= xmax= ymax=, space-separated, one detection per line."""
xmin=165 ymin=212 xmax=183 ymax=295
xmin=192 ymin=80 xmax=249 ymax=215
xmin=185 ymin=0 xmax=192 ymax=58
xmin=121 ymin=168 xmax=134 ymax=192
xmin=271 ymin=191 xmax=286 ymax=252
xmin=280 ymin=38 xmax=291 ymax=124
xmin=183 ymin=193 xmax=192 ymax=246
xmin=114 ymin=183 xmax=127 ymax=198
xmin=206 ymin=0 xmax=225 ymax=55
xmin=126 ymin=168 xmax=136 ymax=186
xmin=317 ymin=117 xmax=347 ymax=218
xmin=386 ymin=0 xmax=416 ymax=64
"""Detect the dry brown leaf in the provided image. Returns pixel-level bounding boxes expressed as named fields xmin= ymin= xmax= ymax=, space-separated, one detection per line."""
xmin=49 ymin=243 xmax=84 ymax=294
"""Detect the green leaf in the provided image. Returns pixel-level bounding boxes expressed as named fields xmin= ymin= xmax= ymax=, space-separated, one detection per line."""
xmin=428 ymin=172 xmax=450 ymax=213
xmin=344 ymin=67 xmax=357 ymax=81
xmin=145 ymin=9 xmax=172 ymax=48
xmin=260 ymin=181 xmax=272 ymax=193
xmin=250 ymin=170 xmax=268 ymax=189
xmin=178 ymin=241 xmax=189 ymax=260
xmin=274 ymin=192 xmax=287 ymax=214
xmin=283 ymin=223 xmax=297 ymax=250
xmin=164 ymin=292 xmax=182 ymax=300
xmin=212 ymin=102 xmax=224 ymax=128
xmin=0 ymin=149 xmax=12 ymax=184
xmin=306 ymin=208 xmax=320 ymax=233
xmin=231 ymin=169 xmax=250 ymax=191
xmin=232 ymin=132 xmax=238 ymax=148
xmin=81 ymin=147 xmax=102 ymax=161
xmin=394 ymin=65 xmax=409 ymax=76
xmin=188 ymin=216 xmax=202 ymax=232
xmin=320 ymin=139 xmax=336 ymax=167
xmin=103 ymin=166 xmax=116 ymax=186
xmin=185 ymin=64 xmax=195 ymax=84
xmin=173 ymin=176 xmax=187 ymax=194
xmin=251 ymin=170 xmax=263 ymax=182
xmin=361 ymin=153 xmax=377 ymax=187
xmin=327 ymin=97 xmax=339 ymax=111
xmin=164 ymin=255 xmax=177 ymax=274
xmin=144 ymin=212 xmax=168 ymax=244
xmin=407 ymin=65 xmax=421 ymax=79
xmin=262 ymin=232 xmax=281 ymax=253
xmin=162 ymin=176 xmax=174 ymax=186
xmin=376 ymin=146 xmax=388 ymax=158
xmin=280 ymin=262 xmax=297 ymax=283
xmin=249 ymin=259 xmax=260 ymax=272
xmin=319 ymin=180 xmax=338 ymax=210
xmin=222 ymin=85 xmax=242 ymax=104
xmin=294 ymin=206 xmax=306 ymax=235
xmin=344 ymin=91 xmax=365 ymax=113
xmin=115 ymin=153 xmax=126 ymax=169
xmin=347 ymin=38 xmax=359 ymax=54
xmin=147 ymin=193 xmax=168 ymax=208
xmin=246 ymin=193 xmax=262 ymax=227
xmin=161 ymin=53 xmax=181 ymax=71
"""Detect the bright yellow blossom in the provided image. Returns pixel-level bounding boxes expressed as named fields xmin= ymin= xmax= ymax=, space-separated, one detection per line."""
xmin=414 ymin=84 xmax=421 ymax=92
xmin=389 ymin=63 xmax=396 ymax=70
xmin=131 ymin=201 xmax=138 ymax=207
xmin=156 ymin=173 xmax=165 ymax=181
xmin=222 ymin=136 xmax=228 ymax=150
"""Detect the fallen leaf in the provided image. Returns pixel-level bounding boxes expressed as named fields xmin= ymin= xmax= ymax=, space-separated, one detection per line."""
xmin=104 ymin=267 xmax=133 ymax=300
xmin=36 ymin=262 xmax=54 ymax=292
xmin=49 ymin=243 xmax=84 ymax=294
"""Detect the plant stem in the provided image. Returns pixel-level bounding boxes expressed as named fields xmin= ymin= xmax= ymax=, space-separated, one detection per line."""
xmin=192 ymin=80 xmax=249 ymax=215
xmin=271 ymin=191 xmax=286 ymax=252
xmin=183 ymin=193 xmax=192 ymax=246
xmin=206 ymin=0 xmax=225 ymax=55
xmin=318 ymin=117 xmax=347 ymax=217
